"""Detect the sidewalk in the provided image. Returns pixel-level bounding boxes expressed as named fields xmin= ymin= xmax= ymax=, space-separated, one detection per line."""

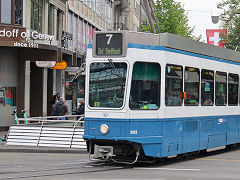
xmin=0 ymin=131 xmax=87 ymax=154
xmin=0 ymin=143 xmax=88 ymax=153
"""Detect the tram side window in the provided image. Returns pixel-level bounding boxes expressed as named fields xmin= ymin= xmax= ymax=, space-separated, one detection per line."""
xmin=228 ymin=73 xmax=239 ymax=106
xmin=129 ymin=62 xmax=160 ymax=110
xmin=165 ymin=64 xmax=183 ymax=106
xmin=184 ymin=67 xmax=200 ymax=106
xmin=215 ymin=72 xmax=227 ymax=106
xmin=201 ymin=69 xmax=214 ymax=106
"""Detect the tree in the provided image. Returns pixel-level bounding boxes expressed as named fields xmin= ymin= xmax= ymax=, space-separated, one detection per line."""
xmin=217 ymin=0 xmax=240 ymax=51
xmin=141 ymin=0 xmax=201 ymax=40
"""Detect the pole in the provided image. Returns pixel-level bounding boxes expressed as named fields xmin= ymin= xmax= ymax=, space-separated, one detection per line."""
xmin=143 ymin=0 xmax=156 ymax=33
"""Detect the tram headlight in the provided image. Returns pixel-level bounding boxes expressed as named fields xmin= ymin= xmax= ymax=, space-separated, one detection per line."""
xmin=100 ymin=124 xmax=109 ymax=135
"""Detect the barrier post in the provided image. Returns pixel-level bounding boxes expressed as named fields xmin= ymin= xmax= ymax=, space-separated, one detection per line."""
xmin=12 ymin=110 xmax=19 ymax=125
xmin=22 ymin=110 xmax=28 ymax=124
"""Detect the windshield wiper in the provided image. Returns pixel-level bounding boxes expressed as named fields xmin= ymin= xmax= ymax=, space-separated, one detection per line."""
xmin=107 ymin=59 xmax=125 ymax=85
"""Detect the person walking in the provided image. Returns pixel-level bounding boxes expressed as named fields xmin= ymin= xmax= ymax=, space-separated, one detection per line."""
xmin=51 ymin=93 xmax=61 ymax=115
xmin=53 ymin=97 xmax=69 ymax=120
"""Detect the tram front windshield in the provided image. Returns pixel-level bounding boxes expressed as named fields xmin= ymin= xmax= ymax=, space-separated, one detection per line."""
xmin=89 ymin=62 xmax=127 ymax=108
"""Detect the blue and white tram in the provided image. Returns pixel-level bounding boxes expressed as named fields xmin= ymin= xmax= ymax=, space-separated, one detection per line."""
xmin=83 ymin=31 xmax=240 ymax=162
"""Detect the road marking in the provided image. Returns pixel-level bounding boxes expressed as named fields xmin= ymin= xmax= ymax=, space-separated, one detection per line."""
xmin=197 ymin=158 xmax=240 ymax=162
xmin=134 ymin=167 xmax=200 ymax=171
xmin=50 ymin=161 xmax=88 ymax=166
xmin=49 ymin=154 xmax=88 ymax=157
xmin=84 ymin=165 xmax=93 ymax=168
xmin=0 ymin=154 xmax=17 ymax=156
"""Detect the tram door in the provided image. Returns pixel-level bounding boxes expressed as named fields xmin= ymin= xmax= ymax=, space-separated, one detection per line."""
xmin=182 ymin=67 xmax=200 ymax=152
xmin=129 ymin=62 xmax=161 ymax=137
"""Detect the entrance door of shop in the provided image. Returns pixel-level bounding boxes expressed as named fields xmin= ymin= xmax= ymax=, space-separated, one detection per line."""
xmin=30 ymin=62 xmax=43 ymax=117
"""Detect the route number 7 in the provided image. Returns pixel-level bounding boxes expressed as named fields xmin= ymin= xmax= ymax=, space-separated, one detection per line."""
xmin=106 ymin=34 xmax=113 ymax=45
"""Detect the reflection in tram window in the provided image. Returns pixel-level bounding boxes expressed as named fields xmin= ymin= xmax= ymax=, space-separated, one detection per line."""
xmin=89 ymin=62 xmax=127 ymax=108
xmin=215 ymin=71 xmax=227 ymax=106
xmin=184 ymin=67 xmax=200 ymax=106
xmin=165 ymin=64 xmax=183 ymax=106
xmin=228 ymin=73 xmax=239 ymax=106
xmin=201 ymin=69 xmax=214 ymax=106
xmin=129 ymin=62 xmax=160 ymax=110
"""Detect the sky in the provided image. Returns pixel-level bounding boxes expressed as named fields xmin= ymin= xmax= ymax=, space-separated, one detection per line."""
xmin=177 ymin=0 xmax=223 ymax=41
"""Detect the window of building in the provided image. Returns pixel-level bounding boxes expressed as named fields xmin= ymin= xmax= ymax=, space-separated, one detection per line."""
xmin=130 ymin=62 xmax=161 ymax=110
xmin=67 ymin=11 xmax=73 ymax=47
xmin=15 ymin=0 xmax=23 ymax=25
xmin=31 ymin=0 xmax=43 ymax=32
xmin=48 ymin=4 xmax=54 ymax=35
xmin=165 ymin=64 xmax=183 ymax=106
xmin=0 ymin=87 xmax=16 ymax=107
xmin=57 ymin=10 xmax=63 ymax=41
xmin=228 ymin=73 xmax=239 ymax=106
xmin=184 ymin=67 xmax=200 ymax=106
xmin=201 ymin=69 xmax=214 ymax=106
xmin=215 ymin=71 xmax=227 ymax=106
xmin=1 ymin=0 xmax=12 ymax=24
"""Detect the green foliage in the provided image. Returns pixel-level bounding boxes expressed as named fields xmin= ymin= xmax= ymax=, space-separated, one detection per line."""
xmin=141 ymin=0 xmax=201 ymax=40
xmin=217 ymin=0 xmax=240 ymax=51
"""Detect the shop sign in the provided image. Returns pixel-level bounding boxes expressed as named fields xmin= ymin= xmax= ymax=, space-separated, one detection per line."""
xmin=51 ymin=60 xmax=67 ymax=70
xmin=0 ymin=26 xmax=55 ymax=48
xmin=36 ymin=61 xmax=56 ymax=68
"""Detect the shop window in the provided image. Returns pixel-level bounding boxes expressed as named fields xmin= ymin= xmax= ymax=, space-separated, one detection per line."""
xmin=15 ymin=0 xmax=23 ymax=25
xmin=130 ymin=62 xmax=161 ymax=110
xmin=165 ymin=64 xmax=183 ymax=106
xmin=0 ymin=87 xmax=16 ymax=107
xmin=228 ymin=73 xmax=239 ymax=106
xmin=215 ymin=71 xmax=227 ymax=106
xmin=1 ymin=0 xmax=12 ymax=24
xmin=184 ymin=67 xmax=200 ymax=106
xmin=31 ymin=0 xmax=43 ymax=32
xmin=201 ymin=69 xmax=214 ymax=106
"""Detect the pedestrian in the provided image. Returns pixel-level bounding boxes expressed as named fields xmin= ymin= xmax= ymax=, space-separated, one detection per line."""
xmin=56 ymin=93 xmax=60 ymax=101
xmin=53 ymin=97 xmax=69 ymax=120
xmin=51 ymin=93 xmax=61 ymax=115
xmin=76 ymin=98 xmax=85 ymax=115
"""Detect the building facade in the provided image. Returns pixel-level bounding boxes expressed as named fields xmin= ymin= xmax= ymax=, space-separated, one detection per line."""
xmin=0 ymin=0 xmax=67 ymax=128
xmin=113 ymin=0 xmax=147 ymax=31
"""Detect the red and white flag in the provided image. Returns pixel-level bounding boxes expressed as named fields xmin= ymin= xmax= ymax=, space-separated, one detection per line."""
xmin=206 ymin=29 xmax=226 ymax=47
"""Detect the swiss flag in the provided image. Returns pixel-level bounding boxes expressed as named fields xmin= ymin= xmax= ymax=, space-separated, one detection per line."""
xmin=206 ymin=29 xmax=226 ymax=47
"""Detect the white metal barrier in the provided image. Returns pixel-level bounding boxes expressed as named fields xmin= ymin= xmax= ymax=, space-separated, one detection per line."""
xmin=6 ymin=115 xmax=86 ymax=149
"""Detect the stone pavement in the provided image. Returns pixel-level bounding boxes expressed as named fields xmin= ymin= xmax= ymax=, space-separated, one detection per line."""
xmin=0 ymin=130 xmax=7 ymax=142
xmin=0 ymin=130 xmax=87 ymax=154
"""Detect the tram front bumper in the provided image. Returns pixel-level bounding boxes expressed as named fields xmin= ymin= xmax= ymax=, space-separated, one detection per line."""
xmin=94 ymin=145 xmax=114 ymax=159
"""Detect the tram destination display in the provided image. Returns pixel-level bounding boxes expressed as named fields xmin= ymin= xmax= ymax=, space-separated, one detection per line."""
xmin=96 ymin=33 xmax=123 ymax=56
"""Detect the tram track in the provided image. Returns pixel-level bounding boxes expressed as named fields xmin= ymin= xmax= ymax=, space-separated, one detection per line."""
xmin=0 ymin=161 xmax=131 ymax=180
xmin=0 ymin=158 xmax=89 ymax=169
xmin=2 ymin=146 xmax=240 ymax=179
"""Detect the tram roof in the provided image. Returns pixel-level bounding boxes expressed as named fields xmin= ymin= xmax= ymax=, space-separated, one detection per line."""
xmin=125 ymin=31 xmax=240 ymax=63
